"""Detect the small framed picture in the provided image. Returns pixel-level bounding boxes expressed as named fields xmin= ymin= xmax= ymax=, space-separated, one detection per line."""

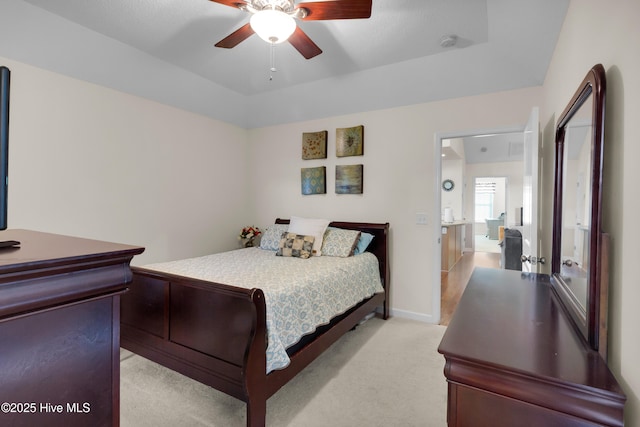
xmin=302 ymin=131 xmax=327 ymax=160
xmin=301 ymin=166 xmax=326 ymax=195
xmin=336 ymin=125 xmax=364 ymax=157
xmin=335 ymin=164 xmax=363 ymax=194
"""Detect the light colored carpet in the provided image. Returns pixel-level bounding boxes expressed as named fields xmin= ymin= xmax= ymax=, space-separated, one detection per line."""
xmin=120 ymin=317 xmax=448 ymax=427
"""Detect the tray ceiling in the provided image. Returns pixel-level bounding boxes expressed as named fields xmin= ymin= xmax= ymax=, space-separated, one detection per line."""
xmin=0 ymin=0 xmax=569 ymax=128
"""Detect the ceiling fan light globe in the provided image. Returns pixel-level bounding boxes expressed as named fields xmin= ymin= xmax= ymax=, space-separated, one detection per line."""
xmin=250 ymin=10 xmax=296 ymax=44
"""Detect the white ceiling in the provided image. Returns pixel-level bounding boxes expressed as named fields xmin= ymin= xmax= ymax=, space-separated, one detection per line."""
xmin=443 ymin=132 xmax=525 ymax=164
xmin=0 ymin=0 xmax=569 ymax=128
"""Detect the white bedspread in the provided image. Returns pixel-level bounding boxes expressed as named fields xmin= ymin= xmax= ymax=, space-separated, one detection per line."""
xmin=143 ymin=248 xmax=384 ymax=373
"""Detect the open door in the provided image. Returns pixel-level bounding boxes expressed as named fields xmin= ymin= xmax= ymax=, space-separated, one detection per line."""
xmin=522 ymin=107 xmax=540 ymax=272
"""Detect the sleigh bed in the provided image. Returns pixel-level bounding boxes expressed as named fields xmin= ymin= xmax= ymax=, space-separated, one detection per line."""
xmin=120 ymin=219 xmax=390 ymax=427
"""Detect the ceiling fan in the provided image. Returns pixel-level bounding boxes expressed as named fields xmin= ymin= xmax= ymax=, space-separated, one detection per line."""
xmin=210 ymin=0 xmax=372 ymax=59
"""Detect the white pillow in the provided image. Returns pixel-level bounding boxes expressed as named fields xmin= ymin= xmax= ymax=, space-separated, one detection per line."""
xmin=288 ymin=216 xmax=330 ymax=256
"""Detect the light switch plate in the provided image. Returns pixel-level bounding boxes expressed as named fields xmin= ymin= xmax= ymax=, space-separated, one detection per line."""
xmin=416 ymin=213 xmax=428 ymax=225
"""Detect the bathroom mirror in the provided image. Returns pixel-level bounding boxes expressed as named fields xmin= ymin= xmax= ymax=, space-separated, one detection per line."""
xmin=551 ymin=64 xmax=606 ymax=352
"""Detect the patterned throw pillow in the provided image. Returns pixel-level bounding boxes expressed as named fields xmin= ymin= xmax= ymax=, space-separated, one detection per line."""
xmin=321 ymin=228 xmax=361 ymax=257
xmin=260 ymin=223 xmax=289 ymax=251
xmin=276 ymin=233 xmax=315 ymax=259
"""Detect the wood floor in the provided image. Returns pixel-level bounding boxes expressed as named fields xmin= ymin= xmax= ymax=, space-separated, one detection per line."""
xmin=440 ymin=251 xmax=500 ymax=326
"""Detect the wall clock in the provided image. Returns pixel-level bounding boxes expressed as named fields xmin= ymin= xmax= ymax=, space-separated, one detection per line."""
xmin=442 ymin=179 xmax=455 ymax=192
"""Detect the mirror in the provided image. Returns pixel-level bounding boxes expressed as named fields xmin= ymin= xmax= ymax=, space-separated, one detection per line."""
xmin=551 ymin=64 xmax=606 ymax=352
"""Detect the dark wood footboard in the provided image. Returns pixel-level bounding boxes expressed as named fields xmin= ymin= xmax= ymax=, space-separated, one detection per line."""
xmin=121 ymin=220 xmax=389 ymax=427
xmin=121 ymin=269 xmax=267 ymax=403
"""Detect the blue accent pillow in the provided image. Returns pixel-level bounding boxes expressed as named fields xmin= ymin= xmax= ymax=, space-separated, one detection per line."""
xmin=353 ymin=232 xmax=374 ymax=255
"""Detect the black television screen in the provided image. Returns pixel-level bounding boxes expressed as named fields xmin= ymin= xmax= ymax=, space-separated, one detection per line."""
xmin=0 ymin=66 xmax=9 ymax=230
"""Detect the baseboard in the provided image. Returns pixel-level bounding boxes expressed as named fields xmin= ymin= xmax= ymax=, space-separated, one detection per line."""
xmin=389 ymin=308 xmax=439 ymax=324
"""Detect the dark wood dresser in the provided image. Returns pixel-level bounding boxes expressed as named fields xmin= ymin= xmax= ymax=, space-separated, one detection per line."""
xmin=0 ymin=230 xmax=143 ymax=427
xmin=438 ymin=268 xmax=625 ymax=427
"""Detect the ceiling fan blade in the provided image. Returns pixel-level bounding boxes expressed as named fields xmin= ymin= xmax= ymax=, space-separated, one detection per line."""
xmin=299 ymin=0 xmax=372 ymax=21
xmin=208 ymin=0 xmax=244 ymax=8
xmin=215 ymin=23 xmax=254 ymax=48
xmin=288 ymin=27 xmax=322 ymax=59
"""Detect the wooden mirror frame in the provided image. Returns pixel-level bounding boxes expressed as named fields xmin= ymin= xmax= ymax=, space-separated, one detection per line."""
xmin=551 ymin=64 xmax=606 ymax=353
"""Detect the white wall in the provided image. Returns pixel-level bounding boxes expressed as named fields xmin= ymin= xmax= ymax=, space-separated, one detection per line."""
xmin=248 ymin=87 xmax=542 ymax=322
xmin=539 ymin=0 xmax=640 ymax=424
xmin=441 ymin=158 xmax=464 ymax=221
xmin=1 ymin=57 xmax=249 ymax=265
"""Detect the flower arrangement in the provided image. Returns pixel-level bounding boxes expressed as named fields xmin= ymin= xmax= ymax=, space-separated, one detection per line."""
xmin=238 ymin=226 xmax=261 ymax=247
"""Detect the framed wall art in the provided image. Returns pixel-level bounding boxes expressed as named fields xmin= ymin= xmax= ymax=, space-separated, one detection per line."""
xmin=302 ymin=130 xmax=328 ymax=160
xmin=335 ymin=164 xmax=363 ymax=194
xmin=336 ymin=125 xmax=364 ymax=157
xmin=301 ymin=166 xmax=326 ymax=195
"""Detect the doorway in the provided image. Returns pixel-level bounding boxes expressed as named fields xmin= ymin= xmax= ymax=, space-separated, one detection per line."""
xmin=436 ymin=128 xmax=525 ymax=325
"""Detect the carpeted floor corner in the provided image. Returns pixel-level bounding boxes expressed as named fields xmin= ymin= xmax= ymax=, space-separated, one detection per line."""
xmin=120 ymin=317 xmax=447 ymax=427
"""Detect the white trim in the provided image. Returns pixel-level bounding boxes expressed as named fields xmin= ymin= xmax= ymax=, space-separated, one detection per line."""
xmin=432 ymin=133 xmax=443 ymax=325
xmin=390 ymin=307 xmax=439 ymax=324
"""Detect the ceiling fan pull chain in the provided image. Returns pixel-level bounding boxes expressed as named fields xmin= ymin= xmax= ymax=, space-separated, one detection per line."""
xmin=269 ymin=42 xmax=277 ymax=81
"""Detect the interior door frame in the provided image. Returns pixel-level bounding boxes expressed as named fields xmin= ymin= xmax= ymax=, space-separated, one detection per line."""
xmin=433 ymin=125 xmax=525 ymax=324
xmin=522 ymin=107 xmax=540 ymax=273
